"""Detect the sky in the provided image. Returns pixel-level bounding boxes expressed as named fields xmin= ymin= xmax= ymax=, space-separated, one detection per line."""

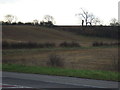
xmin=0 ymin=0 xmax=119 ymax=25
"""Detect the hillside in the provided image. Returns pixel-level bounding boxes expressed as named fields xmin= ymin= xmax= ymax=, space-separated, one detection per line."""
xmin=54 ymin=26 xmax=119 ymax=39
xmin=3 ymin=25 xmax=119 ymax=72
xmin=2 ymin=25 xmax=117 ymax=46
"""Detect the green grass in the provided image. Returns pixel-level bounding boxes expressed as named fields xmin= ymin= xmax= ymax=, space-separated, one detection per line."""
xmin=0 ymin=64 xmax=2 ymax=70
xmin=3 ymin=64 xmax=119 ymax=81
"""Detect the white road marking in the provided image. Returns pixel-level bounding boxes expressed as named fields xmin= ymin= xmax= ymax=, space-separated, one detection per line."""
xmin=0 ymin=83 xmax=32 ymax=88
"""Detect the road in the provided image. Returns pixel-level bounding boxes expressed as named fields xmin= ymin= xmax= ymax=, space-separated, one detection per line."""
xmin=2 ymin=71 xmax=119 ymax=89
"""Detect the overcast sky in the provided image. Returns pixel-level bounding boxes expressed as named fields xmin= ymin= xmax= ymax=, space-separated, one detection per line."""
xmin=0 ymin=0 xmax=119 ymax=25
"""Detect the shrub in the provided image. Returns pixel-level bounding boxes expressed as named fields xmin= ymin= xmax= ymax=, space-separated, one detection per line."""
xmin=2 ymin=41 xmax=56 ymax=49
xmin=59 ymin=41 xmax=80 ymax=48
xmin=2 ymin=41 xmax=10 ymax=49
xmin=71 ymin=41 xmax=81 ymax=47
xmin=92 ymin=41 xmax=120 ymax=47
xmin=47 ymin=54 xmax=64 ymax=67
xmin=44 ymin=42 xmax=56 ymax=48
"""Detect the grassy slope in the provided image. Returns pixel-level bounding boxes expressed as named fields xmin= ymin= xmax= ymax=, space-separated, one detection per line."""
xmin=2 ymin=25 xmax=117 ymax=47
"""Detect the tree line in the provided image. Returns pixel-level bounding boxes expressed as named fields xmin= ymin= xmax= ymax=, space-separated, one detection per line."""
xmin=1 ymin=14 xmax=55 ymax=27
xmin=1 ymin=8 xmax=120 ymax=26
xmin=75 ymin=8 xmax=120 ymax=26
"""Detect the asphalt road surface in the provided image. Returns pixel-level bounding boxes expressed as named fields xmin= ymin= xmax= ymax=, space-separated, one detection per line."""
xmin=2 ymin=71 xmax=119 ymax=89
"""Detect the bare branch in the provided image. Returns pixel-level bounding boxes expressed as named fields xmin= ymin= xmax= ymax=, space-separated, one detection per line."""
xmin=76 ymin=8 xmax=98 ymax=26
xmin=5 ymin=14 xmax=15 ymax=24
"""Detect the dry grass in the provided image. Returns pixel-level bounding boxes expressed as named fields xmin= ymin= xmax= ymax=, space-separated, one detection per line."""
xmin=3 ymin=47 xmax=119 ymax=72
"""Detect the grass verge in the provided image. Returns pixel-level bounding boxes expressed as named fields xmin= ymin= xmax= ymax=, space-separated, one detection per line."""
xmin=3 ymin=64 xmax=120 ymax=81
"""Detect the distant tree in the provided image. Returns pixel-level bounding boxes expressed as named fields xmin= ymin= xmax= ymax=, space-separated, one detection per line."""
xmin=24 ymin=22 xmax=32 ymax=25
xmin=76 ymin=8 xmax=96 ymax=26
xmin=1 ymin=21 xmax=10 ymax=25
xmin=40 ymin=21 xmax=53 ymax=26
xmin=87 ymin=14 xmax=95 ymax=26
xmin=43 ymin=15 xmax=55 ymax=25
xmin=111 ymin=18 xmax=117 ymax=24
xmin=40 ymin=21 xmax=44 ymax=26
xmin=11 ymin=22 xmax=17 ymax=25
xmin=40 ymin=15 xmax=55 ymax=27
xmin=93 ymin=18 xmax=102 ymax=25
xmin=17 ymin=22 xmax=24 ymax=25
xmin=33 ymin=19 xmax=39 ymax=25
xmin=4 ymin=14 xmax=17 ymax=24
xmin=110 ymin=18 xmax=120 ymax=26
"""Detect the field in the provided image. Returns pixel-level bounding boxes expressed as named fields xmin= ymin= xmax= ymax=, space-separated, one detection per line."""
xmin=2 ymin=25 xmax=118 ymax=47
xmin=2 ymin=25 xmax=119 ymax=79
xmin=3 ymin=47 xmax=118 ymax=71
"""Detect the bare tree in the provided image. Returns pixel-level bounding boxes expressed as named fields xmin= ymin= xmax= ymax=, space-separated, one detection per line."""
xmin=4 ymin=14 xmax=16 ymax=24
xmin=93 ymin=18 xmax=101 ymax=25
xmin=111 ymin=18 xmax=117 ymax=24
xmin=87 ymin=14 xmax=95 ymax=26
xmin=110 ymin=18 xmax=120 ymax=26
xmin=33 ymin=19 xmax=39 ymax=25
xmin=76 ymin=8 xmax=96 ymax=26
xmin=43 ymin=15 xmax=55 ymax=24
